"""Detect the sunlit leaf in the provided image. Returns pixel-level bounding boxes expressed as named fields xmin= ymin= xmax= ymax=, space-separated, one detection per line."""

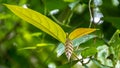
xmin=69 ymin=28 xmax=96 ymax=40
xmin=36 ymin=43 xmax=54 ymax=47
xmin=63 ymin=0 xmax=76 ymax=2
xmin=19 ymin=47 xmax=36 ymax=50
xmin=31 ymin=32 xmax=42 ymax=37
xmin=4 ymin=4 xmax=66 ymax=43
xmin=56 ymin=35 xmax=96 ymax=57
xmin=19 ymin=43 xmax=54 ymax=50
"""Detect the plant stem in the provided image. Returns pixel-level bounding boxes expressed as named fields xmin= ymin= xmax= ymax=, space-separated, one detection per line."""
xmin=65 ymin=0 xmax=80 ymax=26
xmin=50 ymin=14 xmax=63 ymax=25
xmin=66 ymin=12 xmax=73 ymax=25
xmin=88 ymin=0 xmax=93 ymax=28
xmin=72 ymin=52 xmax=82 ymax=61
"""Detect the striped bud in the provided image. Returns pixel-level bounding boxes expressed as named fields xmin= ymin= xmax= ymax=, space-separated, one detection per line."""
xmin=65 ymin=38 xmax=73 ymax=61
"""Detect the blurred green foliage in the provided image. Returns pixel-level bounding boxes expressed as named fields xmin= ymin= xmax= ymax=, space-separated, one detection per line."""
xmin=0 ymin=0 xmax=120 ymax=68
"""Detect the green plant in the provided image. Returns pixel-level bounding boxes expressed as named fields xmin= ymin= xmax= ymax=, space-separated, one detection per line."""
xmin=4 ymin=4 xmax=96 ymax=61
xmin=3 ymin=1 xmax=120 ymax=67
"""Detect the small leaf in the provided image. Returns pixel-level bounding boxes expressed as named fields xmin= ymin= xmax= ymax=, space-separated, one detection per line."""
xmin=4 ymin=4 xmax=66 ymax=43
xmin=56 ymin=43 xmax=65 ymax=57
xmin=69 ymin=28 xmax=96 ymax=40
xmin=19 ymin=47 xmax=37 ymax=50
xmin=81 ymin=47 xmax=97 ymax=58
xmin=56 ymin=35 xmax=96 ymax=57
xmin=64 ymin=0 xmax=76 ymax=2
xmin=36 ymin=43 xmax=54 ymax=47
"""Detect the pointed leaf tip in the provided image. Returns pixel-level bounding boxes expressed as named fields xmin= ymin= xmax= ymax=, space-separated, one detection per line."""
xmin=69 ymin=28 xmax=96 ymax=40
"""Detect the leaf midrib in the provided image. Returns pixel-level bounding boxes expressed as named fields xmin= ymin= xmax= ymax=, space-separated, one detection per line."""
xmin=13 ymin=6 xmax=63 ymax=43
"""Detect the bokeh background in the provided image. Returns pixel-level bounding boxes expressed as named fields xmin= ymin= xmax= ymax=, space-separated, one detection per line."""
xmin=0 ymin=0 xmax=120 ymax=68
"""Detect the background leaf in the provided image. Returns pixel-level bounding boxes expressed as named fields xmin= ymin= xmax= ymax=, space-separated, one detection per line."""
xmin=103 ymin=17 xmax=120 ymax=30
xmin=4 ymin=4 xmax=66 ymax=43
xmin=109 ymin=30 xmax=120 ymax=60
xmin=69 ymin=28 xmax=96 ymax=40
xmin=19 ymin=43 xmax=54 ymax=50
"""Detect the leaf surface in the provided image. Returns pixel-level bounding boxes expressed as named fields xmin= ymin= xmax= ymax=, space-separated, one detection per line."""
xmin=81 ymin=47 xmax=97 ymax=58
xmin=4 ymin=4 xmax=66 ymax=43
xmin=69 ymin=28 xmax=96 ymax=40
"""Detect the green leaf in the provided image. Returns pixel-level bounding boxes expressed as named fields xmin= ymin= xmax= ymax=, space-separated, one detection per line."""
xmin=4 ymin=4 xmax=66 ymax=43
xmin=80 ymin=37 xmax=105 ymax=48
xmin=56 ymin=35 xmax=96 ymax=57
xmin=109 ymin=30 xmax=120 ymax=60
xmin=36 ymin=43 xmax=54 ymax=47
xmin=19 ymin=43 xmax=54 ymax=50
xmin=81 ymin=47 xmax=97 ymax=58
xmin=103 ymin=17 xmax=120 ymax=30
xmin=19 ymin=47 xmax=37 ymax=50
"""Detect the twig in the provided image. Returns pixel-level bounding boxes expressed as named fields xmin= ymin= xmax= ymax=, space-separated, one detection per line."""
xmin=72 ymin=52 xmax=82 ymax=61
xmin=72 ymin=53 xmax=89 ymax=68
xmin=84 ymin=57 xmax=91 ymax=64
